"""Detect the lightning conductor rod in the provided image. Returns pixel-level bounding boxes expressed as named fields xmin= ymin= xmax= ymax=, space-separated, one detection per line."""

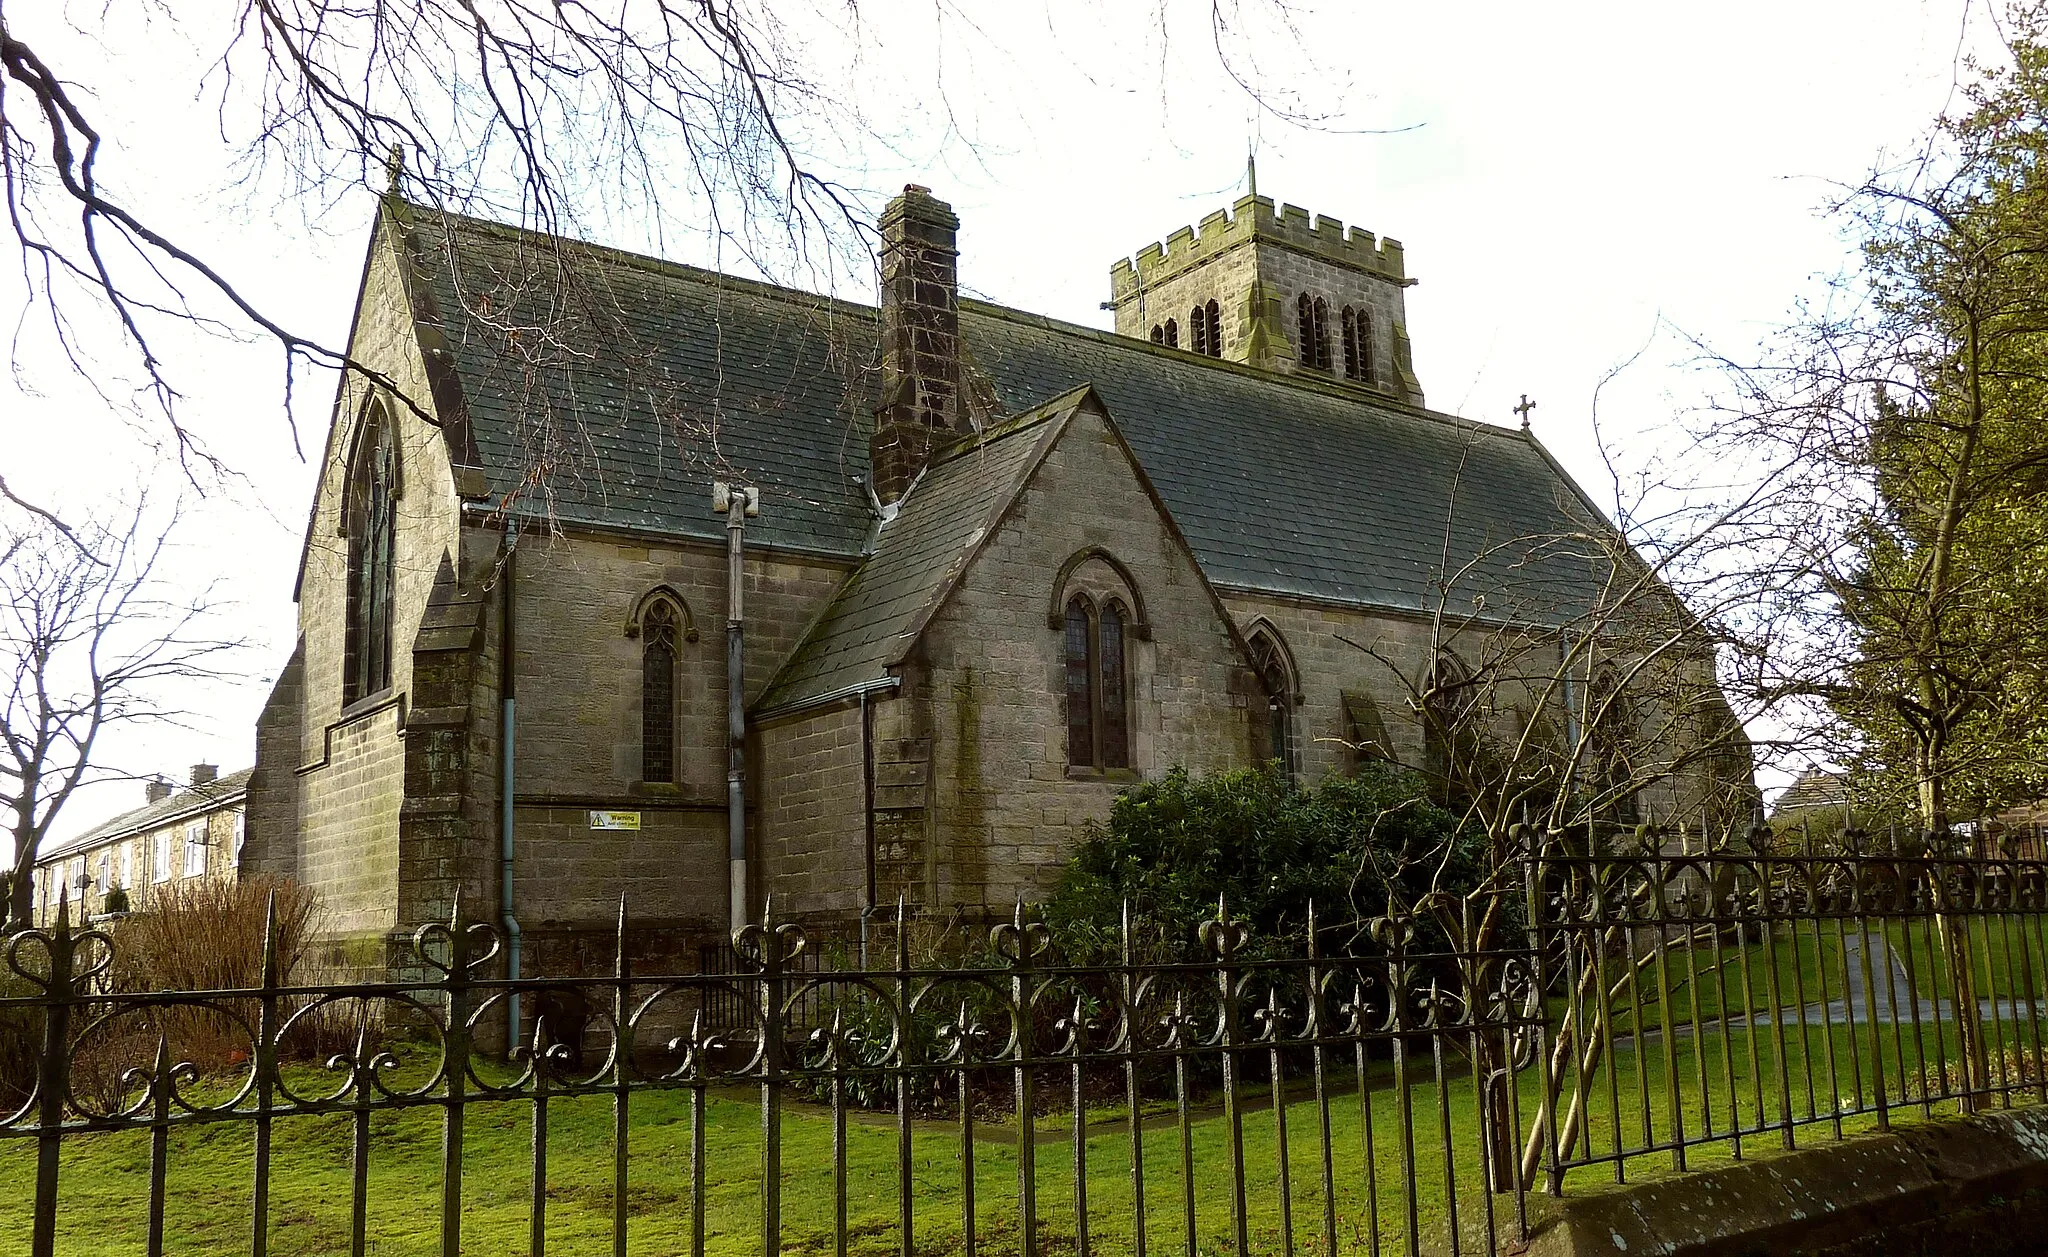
xmin=714 ymin=481 xmax=760 ymax=936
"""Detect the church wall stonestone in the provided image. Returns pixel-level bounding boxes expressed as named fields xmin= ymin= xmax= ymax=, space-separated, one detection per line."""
xmin=495 ymin=529 xmax=851 ymax=936
xmin=253 ymin=226 xmax=463 ymax=948
xmin=913 ymin=404 xmax=1257 ymax=911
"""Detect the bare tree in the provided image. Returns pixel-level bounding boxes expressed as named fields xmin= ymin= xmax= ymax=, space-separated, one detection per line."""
xmin=1 ymin=0 xmax=1361 ymax=522
xmin=1692 ymin=10 xmax=2048 ymax=837
xmin=0 ymin=500 xmax=243 ymax=930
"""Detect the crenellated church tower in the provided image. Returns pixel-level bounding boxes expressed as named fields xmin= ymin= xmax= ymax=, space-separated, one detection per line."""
xmin=1109 ymin=189 xmax=1424 ymax=406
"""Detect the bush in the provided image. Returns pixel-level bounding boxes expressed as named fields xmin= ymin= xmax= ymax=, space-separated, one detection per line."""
xmin=1043 ymin=763 xmax=1487 ymax=963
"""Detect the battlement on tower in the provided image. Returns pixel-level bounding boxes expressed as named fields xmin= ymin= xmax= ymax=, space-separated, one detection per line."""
xmin=1109 ymin=193 xmax=1408 ymax=302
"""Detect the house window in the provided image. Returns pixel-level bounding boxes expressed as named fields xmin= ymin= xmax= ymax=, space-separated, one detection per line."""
xmin=183 ymin=821 xmax=208 ymax=879
xmin=1341 ymin=306 xmax=1376 ymax=384
xmin=1247 ymin=624 xmax=1297 ymax=779
xmin=1064 ymin=595 xmax=1131 ymax=771
xmin=121 ymin=842 xmax=134 ymax=889
xmin=233 ymin=811 xmax=246 ymax=863
xmin=343 ymin=399 xmax=399 ymax=705
xmin=153 ymin=832 xmax=173 ymax=884
xmin=641 ymin=600 xmax=680 ymax=783
xmin=1296 ymin=293 xmax=1331 ymax=370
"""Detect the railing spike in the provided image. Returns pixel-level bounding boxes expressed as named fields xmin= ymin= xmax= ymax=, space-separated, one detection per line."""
xmin=260 ymin=889 xmax=281 ymax=987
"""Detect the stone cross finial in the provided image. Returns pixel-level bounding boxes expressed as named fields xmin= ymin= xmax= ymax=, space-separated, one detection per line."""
xmin=1514 ymin=393 xmax=1537 ymax=431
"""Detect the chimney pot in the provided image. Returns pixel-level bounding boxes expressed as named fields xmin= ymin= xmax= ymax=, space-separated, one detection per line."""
xmin=190 ymin=763 xmax=218 ymax=786
xmin=872 ymin=185 xmax=963 ymax=505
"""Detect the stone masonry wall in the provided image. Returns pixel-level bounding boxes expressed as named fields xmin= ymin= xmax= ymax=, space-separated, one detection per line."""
xmin=756 ymin=703 xmax=867 ymax=922
xmin=913 ymin=404 xmax=1256 ymax=911
xmin=259 ymin=221 xmax=463 ymax=946
xmin=1219 ymin=588 xmax=1745 ymax=828
xmin=499 ymin=529 xmax=851 ymax=935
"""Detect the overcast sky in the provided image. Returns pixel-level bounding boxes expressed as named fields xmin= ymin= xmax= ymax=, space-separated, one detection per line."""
xmin=1 ymin=1 xmax=2010 ymax=835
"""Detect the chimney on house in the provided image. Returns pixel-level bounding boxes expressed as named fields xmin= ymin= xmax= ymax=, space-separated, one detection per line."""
xmin=872 ymin=185 xmax=963 ymax=505
xmin=145 ymin=778 xmax=173 ymax=804
xmin=190 ymin=763 xmax=218 ymax=786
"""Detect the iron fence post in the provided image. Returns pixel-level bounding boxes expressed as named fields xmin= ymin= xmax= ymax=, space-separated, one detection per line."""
xmin=30 ymin=895 xmax=75 ymax=1257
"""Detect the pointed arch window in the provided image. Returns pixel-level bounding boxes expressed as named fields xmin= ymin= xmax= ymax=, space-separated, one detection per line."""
xmin=1065 ymin=595 xmax=1131 ymax=771
xmin=343 ymin=400 xmax=399 ymax=705
xmin=1296 ymin=293 xmax=1331 ymax=370
xmin=641 ymin=600 xmax=681 ymax=783
xmin=1247 ymin=624 xmax=1297 ymax=779
xmin=1341 ymin=306 xmax=1377 ymax=384
xmin=1587 ymin=666 xmax=1641 ymax=827
xmin=1422 ymin=653 xmax=1479 ymax=808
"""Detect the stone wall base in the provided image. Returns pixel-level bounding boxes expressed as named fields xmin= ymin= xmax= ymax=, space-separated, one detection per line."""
xmin=1514 ymin=1106 xmax=2048 ymax=1256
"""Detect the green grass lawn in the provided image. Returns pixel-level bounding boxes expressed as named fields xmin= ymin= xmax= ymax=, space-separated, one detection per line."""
xmin=0 ymin=1058 xmax=1524 ymax=1257
xmin=10 ymin=919 xmax=2047 ymax=1257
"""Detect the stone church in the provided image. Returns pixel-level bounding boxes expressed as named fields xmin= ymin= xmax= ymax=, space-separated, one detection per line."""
xmin=246 ymin=183 xmax=1746 ymax=975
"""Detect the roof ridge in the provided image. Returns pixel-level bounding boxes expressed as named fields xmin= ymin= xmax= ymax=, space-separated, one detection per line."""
xmin=956 ymin=298 xmax=1526 ymax=441
xmin=398 ymin=198 xmax=883 ymax=322
xmin=45 ymin=767 xmax=254 ymax=858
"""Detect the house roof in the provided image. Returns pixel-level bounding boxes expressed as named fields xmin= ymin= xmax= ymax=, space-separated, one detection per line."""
xmin=40 ymin=768 xmax=253 ymax=864
xmin=756 ymin=394 xmax=1078 ymax=714
xmin=393 ymin=202 xmax=1612 ymax=620
xmin=1769 ymin=769 xmax=1851 ymax=819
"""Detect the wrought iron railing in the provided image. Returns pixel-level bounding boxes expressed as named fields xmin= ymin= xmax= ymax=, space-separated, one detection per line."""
xmin=1524 ymin=843 xmax=2048 ymax=1189
xmin=3 ymin=839 xmax=2048 ymax=1256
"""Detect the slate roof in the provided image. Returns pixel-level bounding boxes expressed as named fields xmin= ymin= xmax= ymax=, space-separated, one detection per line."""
xmin=1770 ymin=769 xmax=1851 ymax=819
xmin=393 ymin=203 xmax=1613 ymax=664
xmin=40 ymin=769 xmax=253 ymax=863
xmin=757 ymin=395 xmax=1075 ymax=713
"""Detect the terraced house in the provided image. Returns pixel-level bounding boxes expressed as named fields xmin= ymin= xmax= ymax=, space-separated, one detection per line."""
xmin=246 ymin=183 xmax=1753 ymax=982
xmin=34 ymin=765 xmax=249 ymax=923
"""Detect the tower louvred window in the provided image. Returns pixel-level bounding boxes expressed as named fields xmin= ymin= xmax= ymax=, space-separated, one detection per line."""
xmin=1341 ymin=306 xmax=1377 ymax=384
xmin=1189 ymin=306 xmax=1208 ymax=356
xmin=1150 ymin=324 xmax=1165 ymax=344
xmin=1297 ymin=294 xmax=1330 ymax=370
xmin=1163 ymin=318 xmax=1178 ymax=349
xmin=1201 ymin=300 xmax=1221 ymax=357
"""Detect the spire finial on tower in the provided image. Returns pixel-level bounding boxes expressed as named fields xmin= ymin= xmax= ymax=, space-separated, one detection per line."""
xmin=1246 ymin=149 xmax=1258 ymax=202
xmin=384 ymin=142 xmax=405 ymax=196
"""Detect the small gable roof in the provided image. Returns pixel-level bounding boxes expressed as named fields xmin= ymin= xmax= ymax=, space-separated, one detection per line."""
xmin=756 ymin=392 xmax=1082 ymax=714
xmin=390 ymin=203 xmax=1613 ymax=620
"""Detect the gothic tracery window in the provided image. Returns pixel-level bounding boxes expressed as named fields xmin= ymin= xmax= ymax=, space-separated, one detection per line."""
xmin=343 ymin=400 xmax=399 ymax=705
xmin=1296 ymin=293 xmax=1331 ymax=371
xmin=1587 ymin=666 xmax=1641 ymax=827
xmin=1247 ymin=624 xmax=1297 ymax=779
xmin=1341 ymin=306 xmax=1377 ymax=384
xmin=1422 ymin=653 xmax=1478 ymax=808
xmin=641 ymin=600 xmax=680 ymax=783
xmin=1065 ymin=595 xmax=1131 ymax=771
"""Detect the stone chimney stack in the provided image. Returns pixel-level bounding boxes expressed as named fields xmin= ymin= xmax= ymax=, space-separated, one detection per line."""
xmin=190 ymin=763 xmax=218 ymax=786
xmin=146 ymin=778 xmax=173 ymax=804
xmin=872 ymin=185 xmax=962 ymax=505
